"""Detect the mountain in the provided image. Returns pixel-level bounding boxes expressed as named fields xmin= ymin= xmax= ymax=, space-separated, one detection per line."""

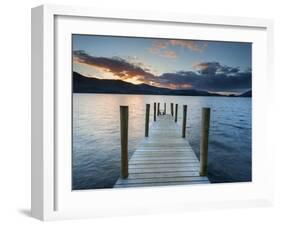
xmin=73 ymin=72 xmax=171 ymax=94
xmin=73 ymin=71 xmax=223 ymax=96
xmin=238 ymin=90 xmax=252 ymax=97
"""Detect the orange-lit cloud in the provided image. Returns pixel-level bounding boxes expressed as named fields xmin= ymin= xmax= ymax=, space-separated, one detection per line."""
xmin=73 ymin=51 xmax=156 ymax=83
xmin=125 ymin=56 xmax=160 ymax=76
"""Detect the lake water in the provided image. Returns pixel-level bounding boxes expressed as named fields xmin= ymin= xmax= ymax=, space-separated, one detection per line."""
xmin=72 ymin=94 xmax=252 ymax=190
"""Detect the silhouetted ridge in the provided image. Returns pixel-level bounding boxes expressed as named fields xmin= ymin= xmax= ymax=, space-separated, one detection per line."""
xmin=73 ymin=71 xmax=249 ymax=97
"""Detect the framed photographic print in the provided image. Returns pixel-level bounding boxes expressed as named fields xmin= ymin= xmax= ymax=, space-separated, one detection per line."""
xmin=31 ymin=4 xmax=274 ymax=221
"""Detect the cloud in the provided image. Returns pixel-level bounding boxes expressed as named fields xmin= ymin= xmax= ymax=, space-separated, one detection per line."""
xmin=149 ymin=39 xmax=207 ymax=57
xmin=149 ymin=41 xmax=178 ymax=58
xmin=73 ymin=50 xmax=156 ymax=82
xmin=74 ymin=51 xmax=251 ymax=92
xmin=193 ymin=62 xmax=221 ymax=75
xmin=158 ymin=70 xmax=251 ymax=92
xmin=151 ymin=40 xmax=168 ymax=50
xmin=217 ymin=65 xmax=240 ymax=74
xmin=193 ymin=62 xmax=240 ymax=75
xmin=158 ymin=62 xmax=251 ymax=92
xmin=168 ymin=40 xmax=207 ymax=52
xmin=125 ymin=56 xmax=160 ymax=75
xmin=161 ymin=50 xmax=177 ymax=58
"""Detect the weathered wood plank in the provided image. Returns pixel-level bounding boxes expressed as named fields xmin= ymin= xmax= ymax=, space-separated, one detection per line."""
xmin=132 ymin=154 xmax=197 ymax=158
xmin=129 ymin=163 xmax=200 ymax=169
xmin=130 ymin=156 xmax=198 ymax=161
xmin=116 ymin=176 xmax=209 ymax=185
xmin=114 ymin=181 xmax=210 ymax=188
xmin=130 ymin=159 xmax=200 ymax=164
xmin=126 ymin=171 xmax=201 ymax=179
xmin=129 ymin=168 xmax=199 ymax=174
xmin=135 ymin=149 xmax=195 ymax=153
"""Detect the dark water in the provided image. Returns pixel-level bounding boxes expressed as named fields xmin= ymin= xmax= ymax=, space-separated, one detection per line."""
xmin=72 ymin=94 xmax=251 ymax=190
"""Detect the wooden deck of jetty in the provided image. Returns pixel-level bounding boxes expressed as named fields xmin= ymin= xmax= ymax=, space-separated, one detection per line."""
xmin=114 ymin=110 xmax=210 ymax=188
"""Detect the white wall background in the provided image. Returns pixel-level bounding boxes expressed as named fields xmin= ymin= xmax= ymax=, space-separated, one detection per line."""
xmin=0 ymin=0 xmax=280 ymax=225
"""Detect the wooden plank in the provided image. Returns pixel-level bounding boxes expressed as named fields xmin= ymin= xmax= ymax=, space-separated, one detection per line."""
xmin=132 ymin=154 xmax=197 ymax=158
xmin=135 ymin=148 xmax=194 ymax=151
xmin=138 ymin=144 xmax=193 ymax=147
xmin=139 ymin=144 xmax=191 ymax=148
xmin=130 ymin=157 xmax=198 ymax=161
xmin=114 ymin=181 xmax=210 ymax=188
xmin=116 ymin=176 xmax=209 ymax=185
xmin=134 ymin=150 xmax=195 ymax=153
xmin=132 ymin=156 xmax=196 ymax=159
xmin=133 ymin=153 xmax=196 ymax=157
xmin=127 ymin=171 xmax=201 ymax=179
xmin=129 ymin=168 xmax=199 ymax=174
xmin=129 ymin=163 xmax=199 ymax=169
xmin=133 ymin=154 xmax=196 ymax=157
xmin=135 ymin=149 xmax=195 ymax=153
xmin=130 ymin=159 xmax=200 ymax=164
xmin=132 ymin=151 xmax=196 ymax=155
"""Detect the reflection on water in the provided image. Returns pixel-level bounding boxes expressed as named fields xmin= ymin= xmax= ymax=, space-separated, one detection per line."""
xmin=73 ymin=94 xmax=251 ymax=190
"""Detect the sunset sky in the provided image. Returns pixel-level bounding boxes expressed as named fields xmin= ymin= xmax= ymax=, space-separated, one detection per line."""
xmin=73 ymin=35 xmax=252 ymax=94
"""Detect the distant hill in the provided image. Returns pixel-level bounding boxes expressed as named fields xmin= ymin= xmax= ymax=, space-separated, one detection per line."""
xmin=73 ymin=71 xmax=171 ymax=95
xmin=238 ymin=90 xmax=252 ymax=97
xmin=73 ymin=71 xmax=231 ymax=97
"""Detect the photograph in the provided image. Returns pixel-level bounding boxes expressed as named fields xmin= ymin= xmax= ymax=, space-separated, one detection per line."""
xmin=72 ymin=34 xmax=252 ymax=190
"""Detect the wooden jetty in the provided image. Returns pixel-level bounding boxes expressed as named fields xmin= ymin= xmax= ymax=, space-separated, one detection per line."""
xmin=114 ymin=104 xmax=210 ymax=188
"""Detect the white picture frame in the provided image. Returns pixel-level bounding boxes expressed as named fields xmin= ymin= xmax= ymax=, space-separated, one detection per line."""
xmin=31 ymin=4 xmax=274 ymax=221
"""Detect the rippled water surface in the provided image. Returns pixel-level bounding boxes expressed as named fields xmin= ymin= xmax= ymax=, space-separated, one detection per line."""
xmin=73 ymin=94 xmax=251 ymax=190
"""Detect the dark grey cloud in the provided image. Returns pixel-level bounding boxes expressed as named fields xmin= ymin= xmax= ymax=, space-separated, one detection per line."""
xmin=159 ymin=70 xmax=251 ymax=92
xmin=193 ymin=62 xmax=221 ymax=75
xmin=193 ymin=62 xmax=241 ymax=76
xmin=217 ymin=65 xmax=240 ymax=74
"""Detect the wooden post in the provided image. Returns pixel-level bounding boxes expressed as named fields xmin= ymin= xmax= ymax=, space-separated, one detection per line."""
xmin=171 ymin=103 xmax=174 ymax=116
xmin=120 ymin=106 xmax=129 ymax=178
xmin=175 ymin=104 xmax=178 ymax=122
xmin=164 ymin=103 xmax=166 ymax=115
xmin=199 ymin=108 xmax=211 ymax=176
xmin=154 ymin=102 xmax=156 ymax=121
xmin=182 ymin=105 xmax=187 ymax=138
xmin=157 ymin=102 xmax=160 ymax=116
xmin=145 ymin=104 xmax=150 ymax=137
